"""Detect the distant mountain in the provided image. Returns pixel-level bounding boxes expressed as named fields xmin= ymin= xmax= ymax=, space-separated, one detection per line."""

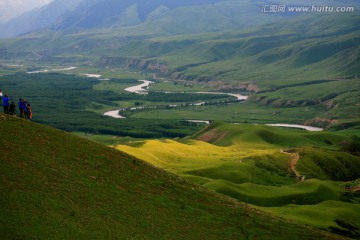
xmin=0 ymin=0 xmax=82 ymax=38
xmin=0 ymin=0 xmax=359 ymax=83
xmin=53 ymin=0 xmax=225 ymax=30
xmin=0 ymin=10 xmax=358 ymax=82
xmin=1 ymin=0 xmax=359 ymax=38
xmin=0 ymin=0 xmax=52 ymax=22
xmin=0 ymin=0 xmax=283 ymax=38
xmin=97 ymin=14 xmax=360 ymax=82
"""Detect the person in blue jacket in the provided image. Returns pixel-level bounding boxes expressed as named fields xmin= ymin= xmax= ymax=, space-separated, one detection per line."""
xmin=18 ymin=98 xmax=26 ymax=118
xmin=0 ymin=89 xmax=3 ymax=106
xmin=3 ymin=94 xmax=9 ymax=114
xmin=23 ymin=100 xmax=28 ymax=119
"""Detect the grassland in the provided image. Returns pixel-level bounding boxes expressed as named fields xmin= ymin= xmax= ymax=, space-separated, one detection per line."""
xmin=115 ymin=122 xmax=360 ymax=238
xmin=1 ymin=113 xmax=344 ymax=239
xmin=260 ymin=201 xmax=360 ymax=238
xmin=0 ymin=72 xmax=211 ymax=138
xmin=123 ymin=76 xmax=360 ymax=131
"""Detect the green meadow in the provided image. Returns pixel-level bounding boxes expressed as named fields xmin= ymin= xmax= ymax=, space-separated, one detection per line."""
xmin=260 ymin=201 xmax=360 ymax=235
xmin=116 ymin=122 xmax=360 ymax=238
xmin=1 ymin=113 xmax=343 ymax=239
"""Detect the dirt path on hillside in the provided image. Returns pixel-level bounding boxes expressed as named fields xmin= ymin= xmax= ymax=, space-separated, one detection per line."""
xmin=349 ymin=186 xmax=360 ymax=192
xmin=281 ymin=149 xmax=304 ymax=181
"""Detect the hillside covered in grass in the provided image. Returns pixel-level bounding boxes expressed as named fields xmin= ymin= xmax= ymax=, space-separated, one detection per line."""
xmin=0 ymin=114 xmax=343 ymax=239
xmin=116 ymin=122 xmax=360 ymax=238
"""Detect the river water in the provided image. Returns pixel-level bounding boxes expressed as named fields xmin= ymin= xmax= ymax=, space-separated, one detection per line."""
xmin=102 ymin=80 xmax=323 ymax=132
xmin=125 ymin=80 xmax=153 ymax=93
xmin=265 ymin=124 xmax=323 ymax=132
xmin=103 ymin=80 xmax=248 ymax=118
xmin=27 ymin=66 xmax=77 ymax=74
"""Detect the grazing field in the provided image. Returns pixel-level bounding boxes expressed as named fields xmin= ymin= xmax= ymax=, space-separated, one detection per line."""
xmin=116 ymin=122 xmax=360 ymax=238
xmin=1 ymin=113 xmax=343 ymax=239
xmin=260 ymin=201 xmax=360 ymax=239
xmin=0 ymin=58 xmax=358 ymax=239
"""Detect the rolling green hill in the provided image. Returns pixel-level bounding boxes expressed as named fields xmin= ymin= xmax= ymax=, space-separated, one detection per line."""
xmin=191 ymin=122 xmax=349 ymax=147
xmin=97 ymin=14 xmax=359 ymax=129
xmin=116 ymin=122 xmax=360 ymax=238
xmin=0 ymin=113 xmax=344 ymax=239
xmin=90 ymin=14 xmax=359 ymax=83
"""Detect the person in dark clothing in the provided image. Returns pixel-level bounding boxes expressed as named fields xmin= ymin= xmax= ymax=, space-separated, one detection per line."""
xmin=9 ymin=101 xmax=16 ymax=115
xmin=3 ymin=94 xmax=9 ymax=114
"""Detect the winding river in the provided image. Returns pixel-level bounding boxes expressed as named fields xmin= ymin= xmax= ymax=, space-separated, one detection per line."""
xmin=27 ymin=66 xmax=77 ymax=74
xmin=124 ymin=80 xmax=153 ymax=93
xmin=103 ymin=80 xmax=247 ymax=118
xmin=265 ymin=124 xmax=323 ymax=132
xmin=103 ymin=80 xmax=323 ymax=132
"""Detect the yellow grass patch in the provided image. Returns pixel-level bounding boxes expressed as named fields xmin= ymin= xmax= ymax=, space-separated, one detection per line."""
xmin=116 ymin=139 xmax=276 ymax=174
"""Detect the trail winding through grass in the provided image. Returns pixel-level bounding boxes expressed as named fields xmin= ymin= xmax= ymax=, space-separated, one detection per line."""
xmin=281 ymin=149 xmax=303 ymax=181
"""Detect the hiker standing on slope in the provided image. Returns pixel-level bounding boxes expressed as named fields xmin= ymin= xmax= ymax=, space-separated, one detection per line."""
xmin=23 ymin=100 xmax=28 ymax=119
xmin=26 ymin=103 xmax=32 ymax=120
xmin=0 ymin=89 xmax=3 ymax=106
xmin=9 ymin=101 xmax=16 ymax=115
xmin=18 ymin=98 xmax=26 ymax=118
xmin=3 ymin=94 xmax=9 ymax=114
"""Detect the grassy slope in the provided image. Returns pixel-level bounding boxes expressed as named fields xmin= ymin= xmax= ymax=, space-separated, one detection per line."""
xmin=116 ymin=14 xmax=360 ymax=82
xmin=115 ymin=122 xmax=360 ymax=237
xmin=0 ymin=113 xmax=342 ymax=239
xmin=260 ymin=201 xmax=360 ymax=234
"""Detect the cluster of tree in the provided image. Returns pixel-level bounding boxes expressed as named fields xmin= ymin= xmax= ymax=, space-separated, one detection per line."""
xmin=144 ymin=91 xmax=230 ymax=102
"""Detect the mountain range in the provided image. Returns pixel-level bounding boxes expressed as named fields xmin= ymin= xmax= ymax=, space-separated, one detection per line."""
xmin=3 ymin=0 xmax=348 ymax=38
xmin=1 ymin=0 xmax=359 ymax=38
xmin=0 ymin=0 xmax=359 ymax=90
xmin=0 ymin=0 xmax=251 ymax=38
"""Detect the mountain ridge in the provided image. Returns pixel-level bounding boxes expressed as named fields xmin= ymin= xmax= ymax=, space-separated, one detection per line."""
xmin=0 ymin=0 xmax=83 ymax=38
xmin=0 ymin=0 xmax=282 ymax=38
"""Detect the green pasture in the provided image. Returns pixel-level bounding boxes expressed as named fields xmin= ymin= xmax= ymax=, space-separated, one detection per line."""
xmin=75 ymin=132 xmax=144 ymax=146
xmin=260 ymin=201 xmax=360 ymax=239
xmin=203 ymin=179 xmax=344 ymax=207
xmin=296 ymin=148 xmax=360 ymax=181
xmin=149 ymin=79 xmax=216 ymax=92
xmin=3 ymin=114 xmax=342 ymax=239
xmin=115 ymin=122 xmax=360 ymax=238
xmin=190 ymin=122 xmax=350 ymax=147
